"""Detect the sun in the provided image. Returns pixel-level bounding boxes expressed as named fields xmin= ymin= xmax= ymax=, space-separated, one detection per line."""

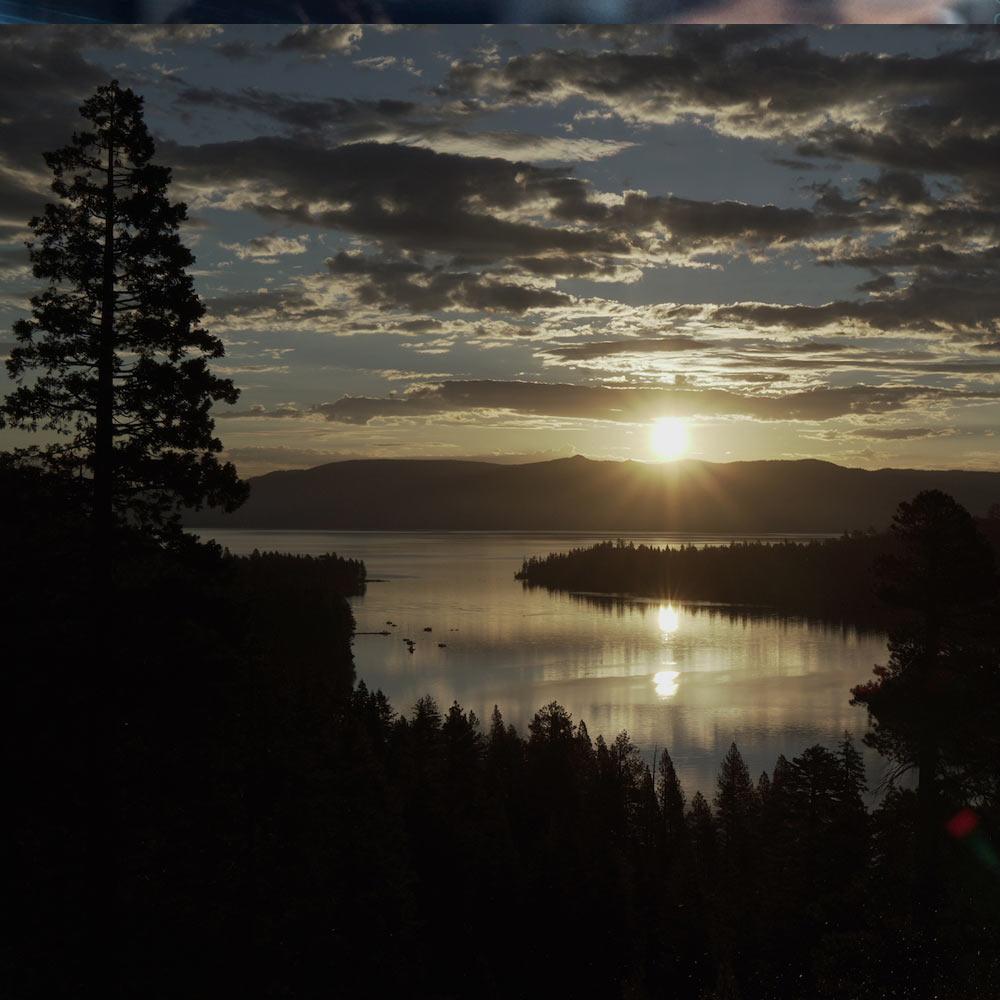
xmin=650 ymin=417 xmax=689 ymax=460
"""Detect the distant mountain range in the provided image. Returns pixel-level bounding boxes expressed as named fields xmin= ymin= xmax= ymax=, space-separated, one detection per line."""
xmin=186 ymin=456 xmax=1000 ymax=533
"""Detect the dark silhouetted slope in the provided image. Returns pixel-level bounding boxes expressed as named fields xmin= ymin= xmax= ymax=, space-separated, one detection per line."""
xmin=186 ymin=456 xmax=1000 ymax=532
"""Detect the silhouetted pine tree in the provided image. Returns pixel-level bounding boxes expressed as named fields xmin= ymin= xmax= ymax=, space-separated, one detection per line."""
xmin=833 ymin=732 xmax=870 ymax=875
xmin=851 ymin=490 xmax=998 ymax=940
xmin=485 ymin=704 xmax=522 ymax=803
xmin=1 ymin=80 xmax=245 ymax=556
xmin=687 ymin=790 xmax=717 ymax=889
xmin=713 ymin=742 xmax=759 ymax=993
xmin=658 ymin=748 xmax=687 ymax=845
xmin=714 ymin=742 xmax=757 ymax=869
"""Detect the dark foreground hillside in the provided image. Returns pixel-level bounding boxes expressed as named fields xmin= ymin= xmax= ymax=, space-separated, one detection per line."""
xmin=187 ymin=456 xmax=1000 ymax=532
xmin=6 ymin=468 xmax=1000 ymax=1000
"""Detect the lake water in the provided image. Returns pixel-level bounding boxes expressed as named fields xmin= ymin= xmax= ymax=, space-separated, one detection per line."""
xmin=202 ymin=529 xmax=889 ymax=798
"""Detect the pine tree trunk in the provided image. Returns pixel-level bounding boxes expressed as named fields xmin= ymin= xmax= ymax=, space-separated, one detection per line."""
xmin=915 ymin=617 xmax=941 ymax=964
xmin=95 ymin=124 xmax=115 ymax=558
xmin=93 ymin=106 xmax=119 ymax=1000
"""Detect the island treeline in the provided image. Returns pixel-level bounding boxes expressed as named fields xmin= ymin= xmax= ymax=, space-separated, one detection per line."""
xmin=517 ymin=520 xmax=1000 ymax=629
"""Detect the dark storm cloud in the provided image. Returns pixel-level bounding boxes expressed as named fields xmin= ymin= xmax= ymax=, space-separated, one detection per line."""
xmin=313 ymin=379 xmax=997 ymax=426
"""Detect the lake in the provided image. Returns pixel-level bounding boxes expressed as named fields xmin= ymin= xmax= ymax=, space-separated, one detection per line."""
xmin=201 ymin=529 xmax=889 ymax=797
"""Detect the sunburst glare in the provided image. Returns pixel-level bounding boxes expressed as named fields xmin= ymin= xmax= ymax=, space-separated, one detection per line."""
xmin=658 ymin=602 xmax=680 ymax=635
xmin=650 ymin=417 xmax=689 ymax=460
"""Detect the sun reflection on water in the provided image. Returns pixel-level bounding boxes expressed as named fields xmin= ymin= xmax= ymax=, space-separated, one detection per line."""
xmin=653 ymin=669 xmax=680 ymax=698
xmin=654 ymin=603 xmax=681 ymax=697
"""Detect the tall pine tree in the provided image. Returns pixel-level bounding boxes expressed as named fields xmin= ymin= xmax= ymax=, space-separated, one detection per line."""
xmin=2 ymin=81 xmax=246 ymax=550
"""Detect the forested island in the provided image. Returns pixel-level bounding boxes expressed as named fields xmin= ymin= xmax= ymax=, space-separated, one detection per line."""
xmin=518 ymin=519 xmax=1000 ymax=629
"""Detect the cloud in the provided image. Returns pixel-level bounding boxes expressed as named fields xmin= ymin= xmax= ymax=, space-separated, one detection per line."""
xmin=313 ymin=378 xmax=998 ymax=426
xmin=166 ymin=138 xmax=634 ymax=262
xmin=212 ymin=40 xmax=260 ymax=62
xmin=438 ymin=29 xmax=1000 ymax=253
xmin=173 ymin=85 xmax=633 ymax=163
xmin=841 ymin=426 xmax=955 ymax=441
xmin=217 ymin=403 xmax=308 ymax=419
xmin=540 ymin=335 xmax=1000 ymax=380
xmin=857 ymin=169 xmax=932 ymax=208
xmin=354 ymin=55 xmax=422 ymax=76
xmin=442 ymin=30 xmax=999 ymax=146
xmin=206 ymin=286 xmax=346 ymax=332
xmin=221 ymin=234 xmax=310 ymax=262
xmin=38 ymin=25 xmax=223 ymax=53
xmin=713 ymin=264 xmax=1000 ymax=336
xmin=4 ymin=23 xmax=1000 ymax=455
xmin=549 ymin=187 xmax=898 ymax=255
xmin=543 ymin=336 xmax=711 ymax=360
xmin=327 ymin=251 xmax=574 ymax=314
xmin=273 ymin=26 xmax=364 ymax=59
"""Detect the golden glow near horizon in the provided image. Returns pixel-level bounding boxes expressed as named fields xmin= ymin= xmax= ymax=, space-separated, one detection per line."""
xmin=650 ymin=418 xmax=689 ymax=461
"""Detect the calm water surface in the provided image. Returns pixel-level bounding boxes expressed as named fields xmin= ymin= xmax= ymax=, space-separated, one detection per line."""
xmin=203 ymin=529 xmax=889 ymax=796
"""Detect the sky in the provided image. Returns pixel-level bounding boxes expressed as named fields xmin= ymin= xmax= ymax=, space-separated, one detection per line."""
xmin=1 ymin=24 xmax=999 ymax=477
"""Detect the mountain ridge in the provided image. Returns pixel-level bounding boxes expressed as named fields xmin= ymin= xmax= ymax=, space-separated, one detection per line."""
xmin=186 ymin=456 xmax=1000 ymax=532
